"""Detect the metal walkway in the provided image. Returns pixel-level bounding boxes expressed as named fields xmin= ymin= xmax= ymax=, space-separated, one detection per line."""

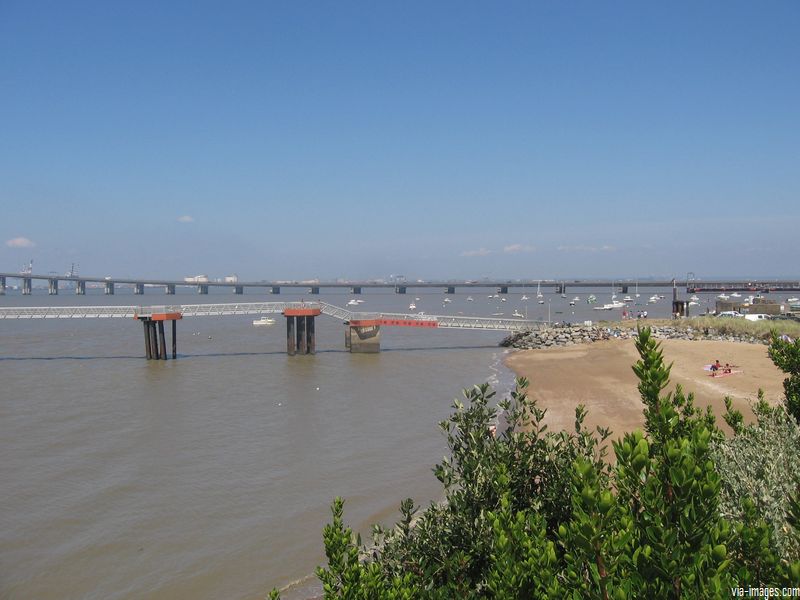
xmin=0 ymin=302 xmax=543 ymax=332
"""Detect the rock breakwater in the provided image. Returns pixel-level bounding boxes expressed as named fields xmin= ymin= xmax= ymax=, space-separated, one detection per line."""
xmin=501 ymin=324 xmax=767 ymax=350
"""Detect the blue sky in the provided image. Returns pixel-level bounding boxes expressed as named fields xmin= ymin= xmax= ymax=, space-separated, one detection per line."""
xmin=1 ymin=1 xmax=798 ymax=280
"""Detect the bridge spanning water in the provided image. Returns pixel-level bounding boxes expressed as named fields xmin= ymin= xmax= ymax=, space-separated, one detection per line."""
xmin=0 ymin=301 xmax=543 ymax=360
xmin=2 ymin=272 xmax=799 ymax=296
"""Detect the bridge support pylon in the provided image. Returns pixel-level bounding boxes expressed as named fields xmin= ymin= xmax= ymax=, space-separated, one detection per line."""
xmin=104 ymin=281 xmax=114 ymax=295
xmin=498 ymin=286 xmax=508 ymax=295
xmin=48 ymin=279 xmax=58 ymax=295
xmin=134 ymin=283 xmax=144 ymax=295
xmin=345 ymin=319 xmax=381 ymax=353
xmin=165 ymin=284 xmax=175 ymax=295
xmin=445 ymin=286 xmax=456 ymax=294
xmin=351 ymin=286 xmax=362 ymax=295
xmin=234 ymin=285 xmax=244 ymax=295
xmin=284 ymin=308 xmax=320 ymax=355
xmin=271 ymin=286 xmax=280 ymax=295
xmin=136 ymin=312 xmax=181 ymax=360
xmin=23 ymin=278 xmax=32 ymax=295
xmin=0 ymin=276 xmax=5 ymax=295
xmin=75 ymin=281 xmax=85 ymax=295
xmin=197 ymin=284 xmax=209 ymax=294
xmin=395 ymin=286 xmax=406 ymax=294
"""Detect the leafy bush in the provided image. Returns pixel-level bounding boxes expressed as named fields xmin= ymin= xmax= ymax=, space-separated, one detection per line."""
xmin=768 ymin=331 xmax=800 ymax=423
xmin=715 ymin=394 xmax=800 ymax=562
xmin=270 ymin=328 xmax=800 ymax=598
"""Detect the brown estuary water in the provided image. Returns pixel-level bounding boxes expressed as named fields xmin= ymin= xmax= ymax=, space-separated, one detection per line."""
xmin=0 ymin=285 xmax=707 ymax=598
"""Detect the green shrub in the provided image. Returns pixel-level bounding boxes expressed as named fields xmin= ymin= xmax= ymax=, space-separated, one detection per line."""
xmin=270 ymin=328 xmax=800 ymax=598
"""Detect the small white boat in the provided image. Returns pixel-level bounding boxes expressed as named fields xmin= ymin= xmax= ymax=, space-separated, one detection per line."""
xmin=512 ymin=310 xmax=525 ymax=318
xmin=409 ymin=303 xmax=416 ymax=310
xmin=347 ymin=299 xmax=359 ymax=306
xmin=787 ymin=297 xmax=799 ymax=303
xmin=689 ymin=301 xmax=699 ymax=306
xmin=252 ymin=317 xmax=275 ymax=326
xmin=717 ymin=293 xmax=730 ymax=300
xmin=500 ymin=297 xmax=507 ymax=302
xmin=443 ymin=297 xmax=452 ymax=303
xmin=690 ymin=295 xmax=700 ymax=302
xmin=491 ymin=312 xmax=504 ymax=316
xmin=466 ymin=296 xmax=474 ymax=301
xmin=623 ymin=296 xmax=633 ymax=302
xmin=731 ymin=292 xmax=741 ymax=298
xmin=521 ymin=294 xmax=529 ymax=301
xmin=538 ymin=299 xmax=545 ymax=304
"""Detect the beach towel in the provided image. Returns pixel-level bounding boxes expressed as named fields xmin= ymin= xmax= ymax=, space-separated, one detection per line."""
xmin=709 ymin=370 xmax=742 ymax=378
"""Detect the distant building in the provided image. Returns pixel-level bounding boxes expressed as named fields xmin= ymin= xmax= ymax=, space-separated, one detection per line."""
xmin=184 ymin=275 xmax=209 ymax=283
xmin=224 ymin=275 xmax=238 ymax=283
xmin=716 ymin=297 xmax=785 ymax=316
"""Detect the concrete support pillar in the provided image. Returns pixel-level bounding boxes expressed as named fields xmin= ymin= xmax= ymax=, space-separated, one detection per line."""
xmin=498 ymin=286 xmax=508 ymax=295
xmin=75 ymin=280 xmax=86 ymax=295
xmin=149 ymin=321 xmax=159 ymax=359
xmin=166 ymin=284 xmax=176 ymax=295
xmin=134 ymin=283 xmax=144 ymax=295
xmin=395 ymin=286 xmax=406 ymax=294
xmin=198 ymin=284 xmax=209 ymax=294
xmin=621 ymin=285 xmax=629 ymax=294
xmin=348 ymin=320 xmax=381 ymax=353
xmin=309 ymin=286 xmax=320 ymax=294
xmin=271 ymin=286 xmax=281 ymax=294
xmin=143 ymin=320 xmax=153 ymax=360
xmin=22 ymin=278 xmax=32 ymax=295
xmin=284 ymin=308 xmax=321 ymax=355
xmin=158 ymin=321 xmax=167 ymax=360
xmin=48 ymin=279 xmax=59 ymax=295
xmin=344 ymin=323 xmax=352 ymax=350
xmin=0 ymin=276 xmax=5 ymax=295
xmin=234 ymin=286 xmax=244 ymax=295
xmin=297 ymin=316 xmax=307 ymax=354
xmin=286 ymin=316 xmax=296 ymax=356
xmin=351 ymin=286 xmax=362 ymax=294
xmin=307 ymin=316 xmax=316 ymax=354
xmin=104 ymin=281 xmax=115 ymax=295
xmin=139 ymin=314 xmax=180 ymax=360
xmin=446 ymin=286 xmax=456 ymax=294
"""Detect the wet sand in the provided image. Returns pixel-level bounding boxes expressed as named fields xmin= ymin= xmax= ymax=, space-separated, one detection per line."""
xmin=504 ymin=338 xmax=785 ymax=437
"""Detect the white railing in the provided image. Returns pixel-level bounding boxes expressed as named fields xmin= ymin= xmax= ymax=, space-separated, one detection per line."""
xmin=0 ymin=302 xmax=544 ymax=331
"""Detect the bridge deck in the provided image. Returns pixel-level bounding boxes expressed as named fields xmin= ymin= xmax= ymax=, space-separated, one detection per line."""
xmin=0 ymin=302 xmax=543 ymax=332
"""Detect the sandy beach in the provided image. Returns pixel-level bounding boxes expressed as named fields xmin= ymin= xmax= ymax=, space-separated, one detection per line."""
xmin=505 ymin=338 xmax=786 ymax=437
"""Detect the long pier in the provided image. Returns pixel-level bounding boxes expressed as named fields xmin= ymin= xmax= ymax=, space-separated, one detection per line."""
xmin=0 ymin=301 xmax=543 ymax=359
xmin=2 ymin=272 xmax=799 ymax=296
